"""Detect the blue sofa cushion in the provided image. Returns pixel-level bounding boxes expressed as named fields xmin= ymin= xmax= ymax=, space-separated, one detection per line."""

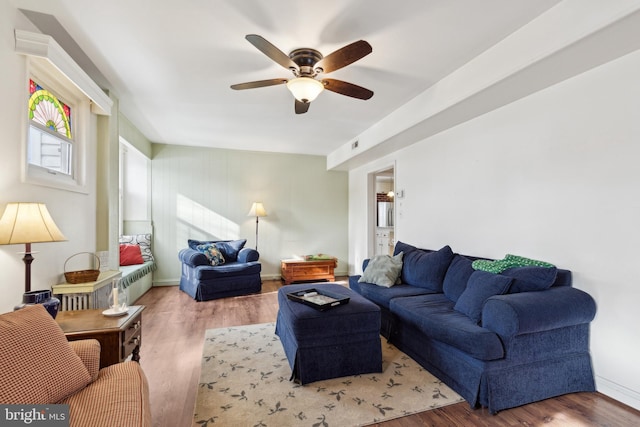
xmin=350 ymin=277 xmax=433 ymax=309
xmin=502 ymin=266 xmax=558 ymax=293
xmin=358 ymin=252 xmax=404 ymax=288
xmin=188 ymin=239 xmax=247 ymax=262
xmin=394 ymin=242 xmax=454 ymax=292
xmin=442 ymin=254 xmax=474 ymax=302
xmin=389 ymin=293 xmax=504 ymax=361
xmin=195 ymin=261 xmax=261 ymax=279
xmin=454 ymin=271 xmax=513 ymax=324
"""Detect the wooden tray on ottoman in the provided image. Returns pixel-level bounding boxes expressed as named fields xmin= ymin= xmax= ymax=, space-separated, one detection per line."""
xmin=286 ymin=288 xmax=349 ymax=311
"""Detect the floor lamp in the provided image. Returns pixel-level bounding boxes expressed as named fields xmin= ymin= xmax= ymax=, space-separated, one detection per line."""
xmin=0 ymin=202 xmax=67 ymax=293
xmin=247 ymin=202 xmax=267 ymax=251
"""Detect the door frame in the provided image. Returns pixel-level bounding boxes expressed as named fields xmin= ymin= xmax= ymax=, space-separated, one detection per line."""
xmin=367 ymin=163 xmax=396 ymax=258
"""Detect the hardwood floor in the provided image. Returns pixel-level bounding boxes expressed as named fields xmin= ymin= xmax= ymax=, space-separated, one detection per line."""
xmin=136 ymin=279 xmax=640 ymax=427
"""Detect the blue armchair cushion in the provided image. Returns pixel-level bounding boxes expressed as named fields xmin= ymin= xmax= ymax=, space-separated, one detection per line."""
xmin=394 ymin=242 xmax=454 ymax=292
xmin=195 ymin=261 xmax=262 ymax=280
xmin=358 ymin=252 xmax=404 ymax=288
xmin=454 ymin=271 xmax=513 ymax=324
xmin=443 ymin=254 xmax=474 ymax=302
xmin=188 ymin=239 xmax=247 ymax=262
xmin=237 ymin=247 xmax=259 ymax=263
xmin=502 ymin=266 xmax=558 ymax=293
xmin=195 ymin=244 xmax=225 ymax=266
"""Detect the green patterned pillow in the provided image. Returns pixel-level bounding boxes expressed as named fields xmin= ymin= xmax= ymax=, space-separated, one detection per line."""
xmin=196 ymin=244 xmax=226 ymax=266
xmin=472 ymin=254 xmax=554 ymax=273
xmin=358 ymin=252 xmax=404 ymax=288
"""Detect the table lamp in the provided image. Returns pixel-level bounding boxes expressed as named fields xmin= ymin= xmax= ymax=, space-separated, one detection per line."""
xmin=0 ymin=202 xmax=67 ymax=293
xmin=247 ymin=202 xmax=267 ymax=251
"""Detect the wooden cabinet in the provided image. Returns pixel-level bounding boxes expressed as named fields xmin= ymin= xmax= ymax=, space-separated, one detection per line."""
xmin=55 ymin=305 xmax=144 ymax=368
xmin=375 ymin=229 xmax=394 ymax=256
xmin=281 ymin=259 xmax=337 ymax=285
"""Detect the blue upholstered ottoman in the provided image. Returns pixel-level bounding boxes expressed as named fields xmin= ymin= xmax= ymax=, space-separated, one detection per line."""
xmin=275 ymin=283 xmax=382 ymax=384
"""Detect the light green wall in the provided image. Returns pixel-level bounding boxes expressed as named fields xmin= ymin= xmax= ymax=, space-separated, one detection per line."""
xmin=119 ymin=113 xmax=152 ymax=158
xmin=96 ymin=94 xmax=120 ymax=267
xmin=150 ymin=144 xmax=348 ymax=283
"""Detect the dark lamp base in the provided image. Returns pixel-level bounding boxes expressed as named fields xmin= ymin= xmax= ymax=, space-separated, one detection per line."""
xmin=14 ymin=290 xmax=61 ymax=319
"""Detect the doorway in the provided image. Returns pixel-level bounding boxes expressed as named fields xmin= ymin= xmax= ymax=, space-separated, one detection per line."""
xmin=371 ymin=166 xmax=395 ymax=257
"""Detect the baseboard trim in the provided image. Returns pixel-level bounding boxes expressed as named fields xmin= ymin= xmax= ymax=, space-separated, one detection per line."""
xmin=596 ymin=375 xmax=640 ymax=411
xmin=152 ymin=279 xmax=179 ymax=287
xmin=261 ymin=272 xmax=349 ymax=281
xmin=153 ymin=272 xmax=349 ymax=286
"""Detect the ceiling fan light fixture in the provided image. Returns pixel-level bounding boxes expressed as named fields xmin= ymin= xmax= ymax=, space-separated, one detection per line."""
xmin=286 ymin=77 xmax=324 ymax=103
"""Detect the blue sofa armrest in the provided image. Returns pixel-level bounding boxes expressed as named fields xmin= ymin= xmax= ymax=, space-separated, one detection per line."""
xmin=237 ymin=247 xmax=259 ymax=263
xmin=482 ymin=287 xmax=596 ymax=338
xmin=179 ymin=248 xmax=209 ymax=267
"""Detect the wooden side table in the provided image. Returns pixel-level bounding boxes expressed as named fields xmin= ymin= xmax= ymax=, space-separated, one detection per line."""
xmin=55 ymin=305 xmax=144 ymax=368
xmin=281 ymin=258 xmax=337 ymax=285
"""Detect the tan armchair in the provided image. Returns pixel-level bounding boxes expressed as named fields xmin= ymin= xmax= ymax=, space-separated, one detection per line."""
xmin=0 ymin=305 xmax=151 ymax=427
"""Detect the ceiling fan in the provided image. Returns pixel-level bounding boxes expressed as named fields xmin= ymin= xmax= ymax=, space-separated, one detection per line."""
xmin=231 ymin=34 xmax=374 ymax=114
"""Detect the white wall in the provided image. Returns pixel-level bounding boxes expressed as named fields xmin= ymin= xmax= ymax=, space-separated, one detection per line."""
xmin=151 ymin=144 xmax=348 ymax=284
xmin=349 ymin=49 xmax=640 ymax=409
xmin=0 ymin=3 xmax=99 ymax=314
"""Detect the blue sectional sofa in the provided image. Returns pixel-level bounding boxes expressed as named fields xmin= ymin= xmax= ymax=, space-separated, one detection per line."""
xmin=178 ymin=239 xmax=261 ymax=301
xmin=349 ymin=241 xmax=596 ymax=414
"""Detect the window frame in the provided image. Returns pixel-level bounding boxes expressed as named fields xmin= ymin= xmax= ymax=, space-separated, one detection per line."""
xmin=27 ymin=77 xmax=75 ymax=177
xmin=15 ymin=29 xmax=113 ymax=194
xmin=23 ymin=56 xmax=91 ymax=193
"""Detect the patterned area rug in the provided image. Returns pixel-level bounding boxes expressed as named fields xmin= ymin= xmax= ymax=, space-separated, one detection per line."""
xmin=193 ymin=323 xmax=463 ymax=427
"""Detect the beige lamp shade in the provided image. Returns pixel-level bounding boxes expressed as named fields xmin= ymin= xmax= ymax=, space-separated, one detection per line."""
xmin=247 ymin=202 xmax=267 ymax=218
xmin=0 ymin=202 xmax=67 ymax=245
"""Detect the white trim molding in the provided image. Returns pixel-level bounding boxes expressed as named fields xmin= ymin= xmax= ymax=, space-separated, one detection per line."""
xmin=14 ymin=29 xmax=112 ymax=116
xmin=597 ymin=375 xmax=640 ymax=411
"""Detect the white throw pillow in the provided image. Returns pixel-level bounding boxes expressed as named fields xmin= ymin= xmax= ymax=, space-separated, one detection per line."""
xmin=358 ymin=252 xmax=404 ymax=288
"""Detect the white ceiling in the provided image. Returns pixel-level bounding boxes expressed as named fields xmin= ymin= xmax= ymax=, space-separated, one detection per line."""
xmin=18 ymin=0 xmax=562 ymax=156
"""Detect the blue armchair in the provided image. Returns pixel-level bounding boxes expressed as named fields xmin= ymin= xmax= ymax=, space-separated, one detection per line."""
xmin=178 ymin=239 xmax=261 ymax=301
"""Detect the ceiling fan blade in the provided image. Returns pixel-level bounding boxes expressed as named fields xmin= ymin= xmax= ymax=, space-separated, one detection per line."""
xmin=322 ymin=79 xmax=374 ymax=100
xmin=230 ymin=78 xmax=287 ymax=90
xmin=315 ymin=40 xmax=372 ymax=74
xmin=245 ymin=34 xmax=299 ymax=71
xmin=295 ymin=99 xmax=310 ymax=114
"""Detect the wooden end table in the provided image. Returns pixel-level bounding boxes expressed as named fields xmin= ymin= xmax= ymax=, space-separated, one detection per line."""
xmin=281 ymin=258 xmax=337 ymax=285
xmin=55 ymin=305 xmax=144 ymax=368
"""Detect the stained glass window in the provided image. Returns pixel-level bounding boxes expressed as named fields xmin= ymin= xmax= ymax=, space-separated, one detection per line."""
xmin=27 ymin=79 xmax=73 ymax=175
xmin=29 ymin=79 xmax=72 ymax=138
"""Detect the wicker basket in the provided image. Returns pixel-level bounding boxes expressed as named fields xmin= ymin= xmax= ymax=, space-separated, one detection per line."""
xmin=64 ymin=252 xmax=100 ymax=284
